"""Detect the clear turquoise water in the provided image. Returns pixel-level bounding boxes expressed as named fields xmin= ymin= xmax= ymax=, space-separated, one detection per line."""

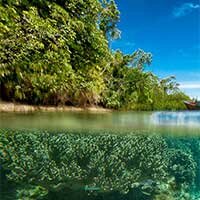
xmin=0 ymin=111 xmax=200 ymax=200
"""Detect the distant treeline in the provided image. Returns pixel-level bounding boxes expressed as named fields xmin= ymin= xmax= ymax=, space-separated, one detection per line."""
xmin=0 ymin=0 xmax=189 ymax=110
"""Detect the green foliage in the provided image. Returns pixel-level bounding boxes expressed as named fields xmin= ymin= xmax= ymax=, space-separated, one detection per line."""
xmin=103 ymin=50 xmax=189 ymax=110
xmin=0 ymin=0 xmax=111 ymax=106
xmin=99 ymin=0 xmax=120 ymax=40
xmin=0 ymin=0 xmax=189 ymax=110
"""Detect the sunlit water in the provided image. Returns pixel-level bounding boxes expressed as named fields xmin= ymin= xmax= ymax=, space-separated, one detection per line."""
xmin=0 ymin=111 xmax=200 ymax=200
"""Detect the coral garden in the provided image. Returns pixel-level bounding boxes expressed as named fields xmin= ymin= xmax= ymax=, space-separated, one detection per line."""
xmin=0 ymin=129 xmax=199 ymax=200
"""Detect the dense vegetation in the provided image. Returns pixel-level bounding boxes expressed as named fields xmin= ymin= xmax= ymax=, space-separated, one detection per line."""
xmin=0 ymin=0 xmax=189 ymax=110
xmin=0 ymin=129 xmax=199 ymax=200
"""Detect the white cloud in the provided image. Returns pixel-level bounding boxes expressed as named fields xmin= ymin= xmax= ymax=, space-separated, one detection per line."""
xmin=179 ymin=82 xmax=200 ymax=98
xmin=173 ymin=2 xmax=200 ymax=18
xmin=179 ymin=82 xmax=200 ymax=89
xmin=180 ymin=84 xmax=200 ymax=89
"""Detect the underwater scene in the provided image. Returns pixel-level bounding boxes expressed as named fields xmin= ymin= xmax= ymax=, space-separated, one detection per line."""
xmin=0 ymin=111 xmax=200 ymax=200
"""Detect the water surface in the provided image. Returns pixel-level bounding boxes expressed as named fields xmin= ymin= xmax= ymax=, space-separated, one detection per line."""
xmin=0 ymin=111 xmax=200 ymax=135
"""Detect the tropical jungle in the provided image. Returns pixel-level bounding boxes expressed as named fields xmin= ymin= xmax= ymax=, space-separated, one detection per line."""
xmin=0 ymin=0 xmax=189 ymax=110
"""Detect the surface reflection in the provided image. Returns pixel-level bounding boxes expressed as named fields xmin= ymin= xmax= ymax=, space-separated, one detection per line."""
xmin=151 ymin=111 xmax=200 ymax=126
xmin=0 ymin=111 xmax=200 ymax=135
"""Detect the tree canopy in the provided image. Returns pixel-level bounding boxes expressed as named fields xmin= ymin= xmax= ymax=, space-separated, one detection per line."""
xmin=0 ymin=0 xmax=189 ymax=110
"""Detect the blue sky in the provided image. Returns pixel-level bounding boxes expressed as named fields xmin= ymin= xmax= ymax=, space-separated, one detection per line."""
xmin=111 ymin=0 xmax=200 ymax=98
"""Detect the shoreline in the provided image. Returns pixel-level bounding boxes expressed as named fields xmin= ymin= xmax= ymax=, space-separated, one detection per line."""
xmin=0 ymin=101 xmax=112 ymax=113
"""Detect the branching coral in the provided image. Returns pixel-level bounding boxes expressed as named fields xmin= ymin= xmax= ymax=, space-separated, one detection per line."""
xmin=168 ymin=149 xmax=196 ymax=187
xmin=0 ymin=129 xmax=199 ymax=200
xmin=0 ymin=130 xmax=168 ymax=197
xmin=166 ymin=137 xmax=200 ymax=190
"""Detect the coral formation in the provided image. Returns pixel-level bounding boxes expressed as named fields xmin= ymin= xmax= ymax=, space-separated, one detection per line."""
xmin=0 ymin=129 xmax=199 ymax=200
